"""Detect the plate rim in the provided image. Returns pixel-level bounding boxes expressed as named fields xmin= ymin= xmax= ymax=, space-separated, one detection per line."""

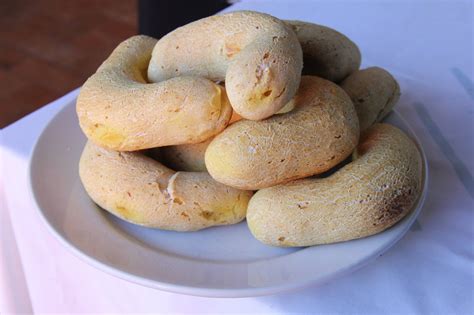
xmin=28 ymin=99 xmax=429 ymax=298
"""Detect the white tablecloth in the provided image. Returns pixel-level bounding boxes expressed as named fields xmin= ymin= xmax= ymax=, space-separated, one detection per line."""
xmin=1 ymin=0 xmax=473 ymax=314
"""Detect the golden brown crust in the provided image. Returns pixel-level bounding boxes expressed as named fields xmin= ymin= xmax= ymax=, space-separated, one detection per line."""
xmin=76 ymin=35 xmax=232 ymax=151
xmin=246 ymin=123 xmax=423 ymax=247
xmin=205 ymin=76 xmax=360 ymax=190
xmin=148 ymin=11 xmax=303 ymax=120
xmin=79 ymin=141 xmax=252 ymax=231
xmin=340 ymin=67 xmax=400 ymax=133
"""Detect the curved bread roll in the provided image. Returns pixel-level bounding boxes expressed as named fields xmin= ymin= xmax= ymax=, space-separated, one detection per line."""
xmin=77 ymin=35 xmax=232 ymax=151
xmin=247 ymin=123 xmax=423 ymax=247
xmin=205 ymin=76 xmax=359 ymax=190
xmin=79 ymin=141 xmax=252 ymax=231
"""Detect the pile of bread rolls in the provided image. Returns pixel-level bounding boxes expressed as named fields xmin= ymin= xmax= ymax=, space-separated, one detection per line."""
xmin=77 ymin=11 xmax=423 ymax=247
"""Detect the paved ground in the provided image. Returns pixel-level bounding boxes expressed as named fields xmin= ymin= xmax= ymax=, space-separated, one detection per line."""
xmin=0 ymin=0 xmax=137 ymax=127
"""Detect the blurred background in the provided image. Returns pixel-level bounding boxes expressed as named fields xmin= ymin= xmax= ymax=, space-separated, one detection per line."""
xmin=0 ymin=0 xmax=229 ymax=128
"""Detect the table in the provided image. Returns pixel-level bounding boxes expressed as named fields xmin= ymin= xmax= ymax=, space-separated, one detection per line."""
xmin=1 ymin=0 xmax=473 ymax=313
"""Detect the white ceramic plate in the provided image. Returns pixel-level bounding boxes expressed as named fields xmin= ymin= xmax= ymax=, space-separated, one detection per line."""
xmin=29 ymin=99 xmax=428 ymax=297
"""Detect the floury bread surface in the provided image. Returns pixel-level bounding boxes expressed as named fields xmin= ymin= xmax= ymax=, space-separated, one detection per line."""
xmin=286 ymin=20 xmax=361 ymax=82
xmin=148 ymin=11 xmax=303 ymax=120
xmin=75 ymin=12 xmax=421 ymax=247
xmin=160 ymin=100 xmax=297 ymax=173
xmin=341 ymin=67 xmax=400 ymax=133
xmin=205 ymin=76 xmax=360 ymax=190
xmin=246 ymin=124 xmax=423 ymax=247
xmin=77 ymin=35 xmax=232 ymax=151
xmin=79 ymin=141 xmax=252 ymax=231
